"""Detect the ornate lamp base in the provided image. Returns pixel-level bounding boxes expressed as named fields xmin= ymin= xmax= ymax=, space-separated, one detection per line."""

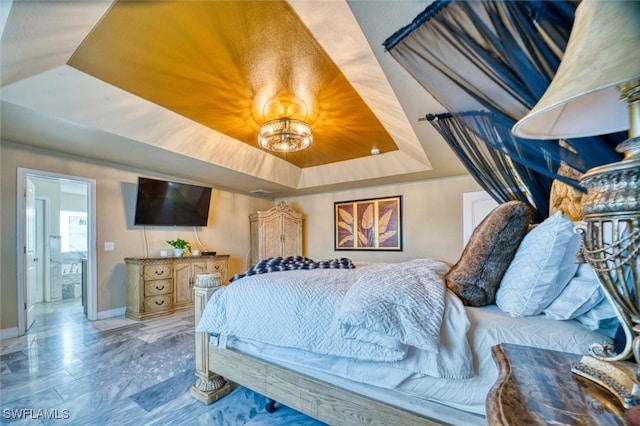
xmin=571 ymin=79 xmax=640 ymax=406
xmin=572 ymin=356 xmax=640 ymax=408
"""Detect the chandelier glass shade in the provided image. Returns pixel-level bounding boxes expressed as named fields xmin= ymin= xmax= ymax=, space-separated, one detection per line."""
xmin=258 ymin=117 xmax=313 ymax=153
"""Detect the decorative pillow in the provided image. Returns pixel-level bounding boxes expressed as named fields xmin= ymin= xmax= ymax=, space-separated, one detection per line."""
xmin=496 ymin=211 xmax=581 ymax=317
xmin=446 ymin=201 xmax=531 ymax=307
xmin=543 ymin=263 xmax=604 ymax=320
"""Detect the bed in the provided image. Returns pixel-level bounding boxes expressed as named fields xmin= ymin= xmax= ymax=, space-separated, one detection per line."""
xmin=190 ymin=188 xmax=618 ymax=425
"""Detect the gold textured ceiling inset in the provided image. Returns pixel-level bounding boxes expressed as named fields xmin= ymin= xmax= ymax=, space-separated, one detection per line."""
xmin=67 ymin=0 xmax=398 ymax=168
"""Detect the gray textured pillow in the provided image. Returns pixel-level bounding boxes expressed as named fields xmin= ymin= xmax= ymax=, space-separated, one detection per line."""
xmin=446 ymin=201 xmax=532 ymax=307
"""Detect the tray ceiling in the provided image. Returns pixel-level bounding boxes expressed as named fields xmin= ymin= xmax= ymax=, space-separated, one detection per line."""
xmin=1 ymin=0 xmax=466 ymax=197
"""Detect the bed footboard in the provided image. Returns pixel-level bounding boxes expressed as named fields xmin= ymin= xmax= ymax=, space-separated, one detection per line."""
xmin=190 ymin=279 xmax=483 ymax=425
xmin=190 ymin=281 xmax=232 ymax=404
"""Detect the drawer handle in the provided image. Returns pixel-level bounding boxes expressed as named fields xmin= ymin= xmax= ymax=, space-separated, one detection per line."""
xmin=214 ymin=265 xmax=221 ymax=270
xmin=155 ymin=285 xmax=165 ymax=291
xmin=155 ymin=300 xmax=164 ymax=306
xmin=155 ymin=270 xmax=165 ymax=276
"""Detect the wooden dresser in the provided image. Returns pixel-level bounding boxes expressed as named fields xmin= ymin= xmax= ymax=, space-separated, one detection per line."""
xmin=486 ymin=343 xmax=627 ymax=425
xmin=249 ymin=201 xmax=302 ymax=265
xmin=125 ymin=254 xmax=229 ymax=320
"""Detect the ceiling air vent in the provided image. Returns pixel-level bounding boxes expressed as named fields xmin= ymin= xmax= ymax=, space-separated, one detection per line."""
xmin=249 ymin=189 xmax=272 ymax=195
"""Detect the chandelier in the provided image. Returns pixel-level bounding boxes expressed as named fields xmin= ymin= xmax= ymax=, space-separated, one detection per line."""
xmin=258 ymin=117 xmax=312 ymax=152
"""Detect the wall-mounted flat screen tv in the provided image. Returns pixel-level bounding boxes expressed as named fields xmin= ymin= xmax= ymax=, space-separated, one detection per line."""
xmin=134 ymin=177 xmax=212 ymax=226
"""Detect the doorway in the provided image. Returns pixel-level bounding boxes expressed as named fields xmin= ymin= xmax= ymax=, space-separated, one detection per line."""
xmin=17 ymin=168 xmax=97 ymax=335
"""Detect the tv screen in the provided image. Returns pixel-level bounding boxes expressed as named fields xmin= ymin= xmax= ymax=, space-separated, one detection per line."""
xmin=134 ymin=177 xmax=212 ymax=226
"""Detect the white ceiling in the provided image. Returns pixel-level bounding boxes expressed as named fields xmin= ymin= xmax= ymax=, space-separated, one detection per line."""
xmin=1 ymin=0 xmax=467 ymax=198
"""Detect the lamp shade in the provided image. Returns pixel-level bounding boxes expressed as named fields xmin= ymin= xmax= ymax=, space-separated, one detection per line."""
xmin=512 ymin=0 xmax=640 ymax=139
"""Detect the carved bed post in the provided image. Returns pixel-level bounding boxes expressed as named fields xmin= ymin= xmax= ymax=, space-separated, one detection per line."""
xmin=190 ymin=274 xmax=232 ymax=404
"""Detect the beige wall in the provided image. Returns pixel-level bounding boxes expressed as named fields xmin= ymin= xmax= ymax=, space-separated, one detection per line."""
xmin=0 ymin=141 xmax=273 ymax=330
xmin=280 ymin=175 xmax=482 ymax=264
xmin=0 ymin=141 xmax=3 ymax=329
xmin=1 ymin=140 xmax=482 ymax=333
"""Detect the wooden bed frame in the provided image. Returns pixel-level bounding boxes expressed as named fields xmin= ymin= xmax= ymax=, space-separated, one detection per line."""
xmin=189 ymin=283 xmax=484 ymax=425
xmin=189 ymin=183 xmax=582 ymax=424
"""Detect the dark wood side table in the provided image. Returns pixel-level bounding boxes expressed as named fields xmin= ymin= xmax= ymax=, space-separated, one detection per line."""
xmin=486 ymin=343 xmax=628 ymax=425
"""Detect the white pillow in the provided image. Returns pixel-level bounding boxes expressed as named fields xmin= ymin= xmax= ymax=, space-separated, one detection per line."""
xmin=496 ymin=211 xmax=581 ymax=317
xmin=544 ymin=263 xmax=604 ymax=320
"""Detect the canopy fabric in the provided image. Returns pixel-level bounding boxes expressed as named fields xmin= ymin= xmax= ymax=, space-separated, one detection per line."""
xmin=384 ymin=0 xmax=623 ymax=220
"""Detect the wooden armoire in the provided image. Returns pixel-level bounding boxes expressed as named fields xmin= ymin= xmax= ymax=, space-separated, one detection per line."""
xmin=249 ymin=201 xmax=303 ymax=265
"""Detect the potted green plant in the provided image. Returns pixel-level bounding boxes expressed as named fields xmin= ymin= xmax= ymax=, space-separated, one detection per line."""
xmin=166 ymin=238 xmax=191 ymax=257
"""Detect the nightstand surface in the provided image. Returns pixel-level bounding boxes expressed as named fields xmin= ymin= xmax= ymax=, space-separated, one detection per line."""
xmin=486 ymin=343 xmax=627 ymax=425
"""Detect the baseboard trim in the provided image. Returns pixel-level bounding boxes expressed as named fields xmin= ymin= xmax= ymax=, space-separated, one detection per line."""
xmin=96 ymin=307 xmax=126 ymax=320
xmin=0 ymin=327 xmax=20 ymax=340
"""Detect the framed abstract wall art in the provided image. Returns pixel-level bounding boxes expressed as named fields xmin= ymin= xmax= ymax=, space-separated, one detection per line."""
xmin=334 ymin=196 xmax=402 ymax=251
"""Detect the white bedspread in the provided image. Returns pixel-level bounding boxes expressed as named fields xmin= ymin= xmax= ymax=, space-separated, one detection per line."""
xmin=197 ymin=260 xmax=473 ymax=377
xmin=339 ymin=259 xmax=448 ymax=353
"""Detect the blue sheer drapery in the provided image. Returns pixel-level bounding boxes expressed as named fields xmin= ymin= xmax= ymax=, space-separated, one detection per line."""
xmin=428 ymin=111 xmax=550 ymax=221
xmin=384 ymin=0 xmax=624 ymax=220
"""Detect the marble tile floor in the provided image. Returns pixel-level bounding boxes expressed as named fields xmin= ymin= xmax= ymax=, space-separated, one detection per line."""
xmin=0 ymin=299 xmax=324 ymax=425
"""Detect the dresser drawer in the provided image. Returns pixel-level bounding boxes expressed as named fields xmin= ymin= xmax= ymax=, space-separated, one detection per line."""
xmin=209 ymin=260 xmax=227 ymax=277
xmin=144 ymin=279 xmax=172 ymax=296
xmin=144 ymin=294 xmax=172 ymax=312
xmin=126 ymin=255 xmax=228 ymax=320
xmin=143 ymin=264 xmax=172 ymax=280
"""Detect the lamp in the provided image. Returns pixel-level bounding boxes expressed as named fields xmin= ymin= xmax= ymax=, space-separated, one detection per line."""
xmin=258 ymin=117 xmax=312 ymax=152
xmin=513 ymin=0 xmax=640 ymax=408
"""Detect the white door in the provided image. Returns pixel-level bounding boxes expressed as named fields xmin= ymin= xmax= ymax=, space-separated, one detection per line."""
xmin=17 ymin=168 xmax=98 ymax=334
xmin=25 ymin=177 xmax=38 ymax=329
xmin=462 ymin=191 xmax=498 ymax=246
xmin=35 ymin=199 xmax=46 ymax=303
